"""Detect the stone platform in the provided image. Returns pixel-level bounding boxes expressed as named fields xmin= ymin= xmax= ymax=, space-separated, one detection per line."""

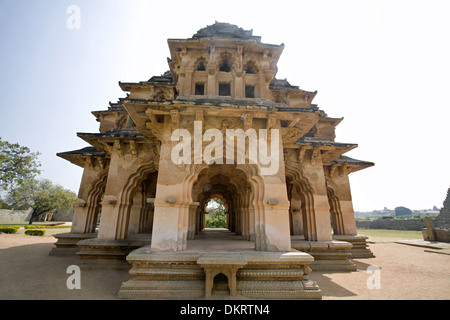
xmin=333 ymin=234 xmax=375 ymax=258
xmin=118 ymin=248 xmax=321 ymax=300
xmin=291 ymin=236 xmax=356 ymax=272
xmin=77 ymin=238 xmax=151 ymax=269
xmin=118 ymin=229 xmax=321 ymax=299
xmin=49 ymin=232 xmax=97 ymax=256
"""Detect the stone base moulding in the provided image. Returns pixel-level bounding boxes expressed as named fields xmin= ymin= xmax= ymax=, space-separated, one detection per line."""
xmin=76 ymin=238 xmax=151 ymax=269
xmin=332 ymin=234 xmax=375 ymax=259
xmin=117 ymin=246 xmax=322 ymax=300
xmin=291 ymin=238 xmax=357 ymax=272
xmin=49 ymin=232 xmax=98 ymax=256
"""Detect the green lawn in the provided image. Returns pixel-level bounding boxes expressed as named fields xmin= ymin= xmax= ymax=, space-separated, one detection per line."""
xmin=0 ymin=222 xmax=71 ymax=236
xmin=357 ymin=228 xmax=423 ymax=239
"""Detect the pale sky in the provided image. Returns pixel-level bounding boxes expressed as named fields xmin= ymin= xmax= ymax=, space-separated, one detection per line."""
xmin=0 ymin=0 xmax=449 ymax=212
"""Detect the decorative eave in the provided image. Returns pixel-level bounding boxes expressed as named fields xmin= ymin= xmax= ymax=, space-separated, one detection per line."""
xmin=325 ymin=155 xmax=375 ymax=176
xmin=120 ymin=96 xmax=319 ymax=112
xmin=91 ymin=104 xmax=127 ymax=122
xmin=318 ymin=116 xmax=343 ymax=127
xmin=57 ymin=147 xmax=107 ymax=168
xmin=269 ymin=79 xmax=317 ymax=95
xmin=295 ymin=136 xmax=358 ymax=164
xmin=120 ymin=97 xmax=320 ymax=143
xmin=76 ymin=129 xmax=148 ymax=154
xmin=119 ymin=81 xmax=174 ymax=92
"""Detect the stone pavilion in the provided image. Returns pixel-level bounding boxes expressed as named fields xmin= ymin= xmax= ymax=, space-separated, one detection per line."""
xmin=53 ymin=22 xmax=375 ymax=299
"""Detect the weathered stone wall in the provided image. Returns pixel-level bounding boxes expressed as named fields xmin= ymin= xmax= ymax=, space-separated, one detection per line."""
xmin=356 ymin=218 xmax=427 ymax=231
xmin=0 ymin=208 xmax=73 ymax=223
xmin=0 ymin=209 xmax=32 ymax=223
xmin=52 ymin=208 xmax=74 ymax=222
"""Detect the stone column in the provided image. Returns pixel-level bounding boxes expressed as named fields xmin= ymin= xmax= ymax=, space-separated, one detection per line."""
xmin=252 ymin=128 xmax=291 ymax=251
xmin=127 ymin=189 xmax=143 ymax=236
xmin=207 ymin=65 xmax=216 ymax=95
xmin=234 ymin=73 xmax=244 ymax=98
xmin=71 ymin=161 xmax=106 ymax=234
xmin=184 ymin=67 xmax=194 ymax=96
xmin=188 ymin=203 xmax=198 ymax=240
xmin=149 ymin=122 xmax=191 ymax=251
xmin=290 ymin=191 xmax=304 ymax=235
xmin=97 ymin=141 xmax=141 ymax=240
xmin=300 ymin=149 xmax=333 ymax=241
xmin=327 ymin=170 xmax=357 ymax=235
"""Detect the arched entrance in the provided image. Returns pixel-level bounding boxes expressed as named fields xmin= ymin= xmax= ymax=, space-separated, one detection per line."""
xmin=189 ymin=164 xmax=254 ymax=247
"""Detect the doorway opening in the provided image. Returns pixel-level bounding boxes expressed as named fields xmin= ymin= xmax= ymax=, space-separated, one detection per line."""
xmin=212 ymin=273 xmax=230 ymax=295
xmin=205 ymin=197 xmax=227 ymax=229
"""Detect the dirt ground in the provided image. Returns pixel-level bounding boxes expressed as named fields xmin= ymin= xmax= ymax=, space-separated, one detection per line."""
xmin=0 ymin=232 xmax=449 ymax=300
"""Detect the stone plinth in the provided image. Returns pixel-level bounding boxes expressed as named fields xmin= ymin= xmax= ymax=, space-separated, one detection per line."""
xmin=49 ymin=232 xmax=97 ymax=256
xmin=118 ymin=246 xmax=321 ymax=300
xmin=291 ymin=238 xmax=356 ymax=271
xmin=332 ymin=234 xmax=375 ymax=258
xmin=77 ymin=238 xmax=150 ymax=269
xmin=197 ymin=254 xmax=247 ymax=298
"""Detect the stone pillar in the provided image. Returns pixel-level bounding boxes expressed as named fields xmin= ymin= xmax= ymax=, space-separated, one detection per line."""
xmin=188 ymin=203 xmax=198 ymax=240
xmin=300 ymin=150 xmax=333 ymax=241
xmin=252 ymin=129 xmax=291 ymax=251
xmin=127 ymin=190 xmax=143 ymax=236
xmin=150 ymin=123 xmax=191 ymax=251
xmin=327 ymin=170 xmax=357 ymax=235
xmin=97 ymin=141 xmax=140 ymax=240
xmin=290 ymin=191 xmax=304 ymax=235
xmin=207 ymin=65 xmax=216 ymax=95
xmin=234 ymin=74 xmax=244 ymax=98
xmin=71 ymin=162 xmax=106 ymax=234
xmin=184 ymin=67 xmax=193 ymax=96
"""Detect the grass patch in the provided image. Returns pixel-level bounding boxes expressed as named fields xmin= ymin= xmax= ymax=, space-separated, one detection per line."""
xmin=357 ymin=228 xmax=423 ymax=239
xmin=24 ymin=225 xmax=70 ymax=229
xmin=0 ymin=222 xmax=69 ymax=227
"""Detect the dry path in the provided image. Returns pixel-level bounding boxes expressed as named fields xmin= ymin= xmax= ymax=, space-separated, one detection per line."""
xmin=0 ymin=233 xmax=449 ymax=300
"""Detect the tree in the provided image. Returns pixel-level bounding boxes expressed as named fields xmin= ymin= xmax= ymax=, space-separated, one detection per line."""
xmin=394 ymin=206 xmax=412 ymax=217
xmin=205 ymin=198 xmax=227 ymax=228
xmin=6 ymin=179 xmax=76 ymax=224
xmin=0 ymin=137 xmax=41 ymax=193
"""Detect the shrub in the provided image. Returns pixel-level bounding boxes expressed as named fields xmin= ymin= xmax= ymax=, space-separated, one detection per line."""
xmin=24 ymin=225 xmax=70 ymax=230
xmin=0 ymin=226 xmax=20 ymax=234
xmin=24 ymin=229 xmax=46 ymax=236
xmin=205 ymin=215 xmax=227 ymax=228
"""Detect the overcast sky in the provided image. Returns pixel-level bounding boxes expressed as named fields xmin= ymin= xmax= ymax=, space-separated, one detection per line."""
xmin=0 ymin=0 xmax=449 ymax=211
